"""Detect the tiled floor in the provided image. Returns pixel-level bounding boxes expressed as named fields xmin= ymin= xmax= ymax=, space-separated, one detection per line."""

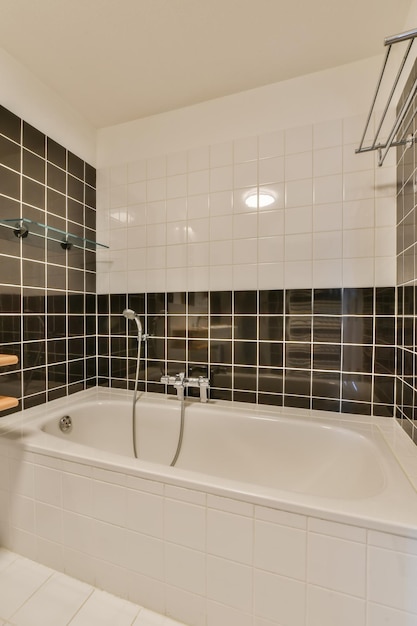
xmin=0 ymin=549 xmax=187 ymax=626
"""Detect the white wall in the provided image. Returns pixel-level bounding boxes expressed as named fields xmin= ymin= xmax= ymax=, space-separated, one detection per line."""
xmin=96 ymin=56 xmax=396 ymax=294
xmin=0 ymin=48 xmax=96 ymax=164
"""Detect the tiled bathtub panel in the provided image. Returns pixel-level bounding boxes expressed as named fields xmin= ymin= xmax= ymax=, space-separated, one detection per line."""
xmin=4 ymin=448 xmax=417 ymax=626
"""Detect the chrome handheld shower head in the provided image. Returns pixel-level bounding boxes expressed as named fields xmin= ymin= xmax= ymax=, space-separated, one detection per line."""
xmin=123 ymin=308 xmax=142 ymax=335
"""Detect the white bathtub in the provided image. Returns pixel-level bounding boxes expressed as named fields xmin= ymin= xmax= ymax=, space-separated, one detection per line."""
xmin=2 ymin=387 xmax=417 ymax=625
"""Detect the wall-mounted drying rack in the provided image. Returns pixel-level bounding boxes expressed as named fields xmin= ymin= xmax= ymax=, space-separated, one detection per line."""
xmin=0 ymin=218 xmax=109 ymax=251
xmin=356 ymin=27 xmax=417 ymax=166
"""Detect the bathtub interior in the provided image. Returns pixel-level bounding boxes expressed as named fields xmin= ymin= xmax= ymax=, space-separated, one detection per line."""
xmin=2 ymin=386 xmax=417 ymax=536
xmin=39 ymin=395 xmax=389 ymax=499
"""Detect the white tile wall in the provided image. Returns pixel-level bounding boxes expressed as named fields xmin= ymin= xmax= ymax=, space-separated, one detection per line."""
xmin=96 ymin=115 xmax=396 ymax=294
xmin=4 ymin=444 xmax=417 ymax=626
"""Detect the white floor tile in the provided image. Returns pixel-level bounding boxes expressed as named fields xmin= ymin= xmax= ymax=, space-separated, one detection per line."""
xmin=11 ymin=572 xmax=93 ymax=626
xmin=0 ymin=551 xmax=190 ymax=626
xmin=0 ymin=549 xmax=18 ymax=572
xmin=68 ymin=589 xmax=139 ymax=626
xmin=0 ymin=556 xmax=52 ymax=620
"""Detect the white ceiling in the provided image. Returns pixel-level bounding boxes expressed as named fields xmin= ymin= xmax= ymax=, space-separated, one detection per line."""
xmin=0 ymin=0 xmax=413 ymax=128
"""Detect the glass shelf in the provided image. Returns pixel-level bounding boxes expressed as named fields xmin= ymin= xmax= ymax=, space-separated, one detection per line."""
xmin=0 ymin=218 xmax=109 ymax=251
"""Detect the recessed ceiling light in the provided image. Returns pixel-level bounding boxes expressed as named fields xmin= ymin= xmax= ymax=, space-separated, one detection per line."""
xmin=245 ymin=192 xmax=275 ymax=208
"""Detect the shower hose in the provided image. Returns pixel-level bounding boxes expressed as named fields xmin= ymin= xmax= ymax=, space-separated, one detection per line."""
xmin=131 ymin=336 xmax=184 ymax=467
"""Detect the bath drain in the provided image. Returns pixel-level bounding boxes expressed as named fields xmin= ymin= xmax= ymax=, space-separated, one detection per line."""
xmin=59 ymin=415 xmax=72 ymax=433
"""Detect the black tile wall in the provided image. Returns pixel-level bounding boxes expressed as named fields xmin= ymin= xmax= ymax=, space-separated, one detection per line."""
xmin=396 ymin=58 xmax=417 ymax=442
xmin=97 ymin=288 xmax=396 ymax=416
xmin=0 ymin=105 xmax=97 ymax=414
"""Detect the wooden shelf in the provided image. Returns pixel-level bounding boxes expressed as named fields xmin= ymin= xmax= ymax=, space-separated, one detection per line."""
xmin=0 ymin=396 xmax=18 ymax=411
xmin=0 ymin=354 xmax=18 ymax=367
xmin=0 ymin=354 xmax=19 ymax=411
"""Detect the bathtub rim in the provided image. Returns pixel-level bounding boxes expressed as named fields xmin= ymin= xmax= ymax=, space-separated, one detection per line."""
xmin=2 ymin=386 xmax=417 ymax=539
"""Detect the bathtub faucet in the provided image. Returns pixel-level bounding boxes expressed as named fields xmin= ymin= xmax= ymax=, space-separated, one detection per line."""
xmin=160 ymin=372 xmax=210 ymax=403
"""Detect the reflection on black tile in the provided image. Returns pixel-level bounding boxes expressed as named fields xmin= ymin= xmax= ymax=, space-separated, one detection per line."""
xmin=342 ymin=316 xmax=373 ymax=344
xmin=259 ymin=290 xmax=283 ymax=314
xmin=312 ymin=344 xmax=341 ymax=371
xmin=23 ymin=315 xmax=45 ymax=341
xmin=375 ymin=287 xmax=395 ymax=315
xmin=48 ymin=363 xmax=67 ymax=388
xmin=312 ymin=316 xmax=341 ymax=342
xmin=210 ymin=291 xmax=232 ymax=314
xmin=286 ymin=289 xmax=312 ymax=314
xmin=210 ymin=365 xmax=232 ymax=389
xmin=342 ymin=345 xmax=373 ymax=373
xmin=285 ymin=343 xmax=311 ymax=368
xmin=210 ymin=340 xmax=232 ymax=364
xmin=342 ymin=374 xmax=372 ymax=402
xmin=374 ymin=376 xmax=395 ymax=404
xmin=69 ymin=316 xmax=84 ymax=337
xmin=235 ymin=316 xmax=257 ymax=340
xmin=259 ymin=342 xmax=283 ymax=367
xmin=234 ymin=341 xmax=257 ymax=365
xmin=188 ymin=339 xmax=208 ymax=362
xmin=210 ymin=316 xmax=232 ymax=339
xmin=67 ymin=198 xmax=83 ymax=224
xmin=147 ymin=293 xmax=166 ymax=314
xmin=167 ymin=338 xmax=185 ymax=361
xmin=341 ymin=401 xmax=371 ymax=416
xmin=188 ymin=316 xmax=208 ymax=338
xmin=374 ymin=346 xmax=395 ymax=374
xmin=312 ymin=371 xmax=340 ymax=399
xmin=313 ymin=288 xmax=342 ymax=314
xmin=258 ymin=368 xmax=283 ymax=393
xmin=47 ymin=315 xmax=66 ymax=339
xmin=234 ymin=291 xmax=257 ymax=314
xmin=23 ymin=342 xmax=46 ymax=369
xmin=285 ymin=316 xmax=311 ymax=341
xmin=259 ymin=316 xmax=283 ymax=341
xmin=0 ymin=315 xmax=21 ymax=343
xmin=284 ymin=395 xmax=310 ymax=409
xmin=0 ymin=287 xmax=20 ymax=313
xmin=285 ymin=370 xmax=311 ymax=395
xmin=188 ymin=291 xmax=208 ymax=314
xmin=258 ymin=393 xmax=283 ymax=407
xmin=234 ymin=366 xmax=257 ymax=391
xmin=375 ymin=317 xmax=395 ymax=345
xmin=342 ymin=288 xmax=373 ymax=315
xmin=312 ymin=398 xmax=340 ymax=412
xmin=47 ymin=339 xmax=67 ymax=364
xmin=68 ymin=269 xmax=84 ymax=292
xmin=22 ymin=260 xmax=45 ymax=288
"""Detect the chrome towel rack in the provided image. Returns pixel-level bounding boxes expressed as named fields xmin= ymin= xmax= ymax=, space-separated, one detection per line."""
xmin=356 ymin=27 xmax=417 ymax=166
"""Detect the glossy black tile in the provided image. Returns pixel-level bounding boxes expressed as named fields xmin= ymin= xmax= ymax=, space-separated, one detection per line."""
xmin=313 ymin=288 xmax=342 ymax=314
xmin=68 ymin=152 xmax=84 ymax=180
xmin=0 ymin=165 xmax=20 ymax=199
xmin=342 ymin=316 xmax=373 ymax=344
xmin=210 ymin=291 xmax=232 ymax=314
xmin=0 ymin=135 xmax=20 ymax=171
xmin=68 ymin=174 xmax=84 ymax=202
xmin=342 ymin=288 xmax=373 ymax=315
xmin=23 ymin=259 xmax=46 ymax=288
xmin=258 ymin=368 xmax=283 ymax=393
xmin=23 ymin=149 xmax=45 ymax=183
xmin=259 ymin=316 xmax=283 ymax=341
xmin=0 ymin=106 xmax=21 ymax=142
xmin=210 ymin=340 xmax=232 ymax=364
xmin=259 ymin=290 xmax=283 ymax=314
xmin=235 ymin=316 xmax=257 ymax=340
xmin=22 ymin=176 xmax=44 ymax=209
xmin=342 ymin=345 xmax=373 ymax=373
xmin=286 ymin=289 xmax=312 ymax=314
xmin=47 ymin=138 xmax=66 ymax=169
xmin=234 ymin=341 xmax=257 ymax=365
xmin=234 ymin=290 xmax=257 ymax=314
xmin=23 ymin=122 xmax=45 ymax=157
xmin=259 ymin=342 xmax=283 ymax=367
